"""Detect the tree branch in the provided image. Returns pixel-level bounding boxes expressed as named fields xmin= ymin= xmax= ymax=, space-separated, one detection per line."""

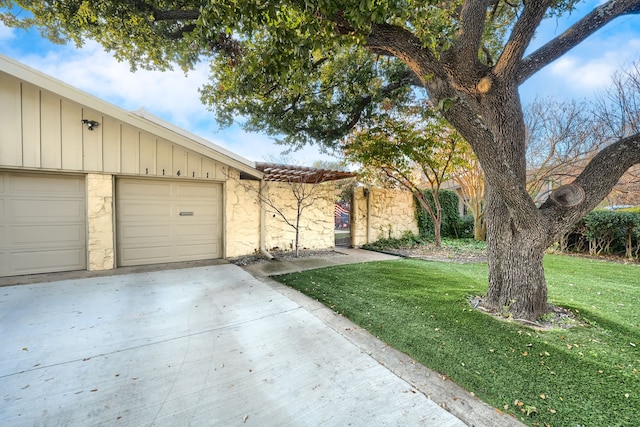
xmin=452 ymin=0 xmax=494 ymax=66
xmin=493 ymin=0 xmax=552 ymax=79
xmin=365 ymin=23 xmax=443 ymax=85
xmin=517 ymin=0 xmax=640 ymax=84
xmin=540 ymin=132 xmax=640 ymax=236
xmin=302 ymin=70 xmax=418 ymax=140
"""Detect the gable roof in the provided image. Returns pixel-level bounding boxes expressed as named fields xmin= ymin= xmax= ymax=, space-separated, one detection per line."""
xmin=0 ymin=54 xmax=262 ymax=179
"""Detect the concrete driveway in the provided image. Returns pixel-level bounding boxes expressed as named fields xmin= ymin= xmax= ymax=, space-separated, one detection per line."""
xmin=1 ymin=263 xmax=467 ymax=426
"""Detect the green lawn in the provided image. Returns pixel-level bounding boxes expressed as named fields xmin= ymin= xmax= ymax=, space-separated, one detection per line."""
xmin=275 ymin=254 xmax=640 ymax=427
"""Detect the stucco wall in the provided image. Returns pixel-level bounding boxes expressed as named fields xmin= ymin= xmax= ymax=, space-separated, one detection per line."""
xmin=352 ymin=186 xmax=418 ymax=246
xmin=225 ymin=169 xmax=261 ymax=258
xmin=263 ymin=181 xmax=335 ymax=252
xmin=87 ymin=173 xmax=115 ymax=271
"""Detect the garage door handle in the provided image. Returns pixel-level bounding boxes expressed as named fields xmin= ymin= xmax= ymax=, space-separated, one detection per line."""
xmin=180 ymin=212 xmax=194 ymax=216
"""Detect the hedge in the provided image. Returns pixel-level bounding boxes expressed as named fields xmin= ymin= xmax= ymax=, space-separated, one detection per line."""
xmin=415 ymin=190 xmax=473 ymax=239
xmin=558 ymin=210 xmax=640 ymax=259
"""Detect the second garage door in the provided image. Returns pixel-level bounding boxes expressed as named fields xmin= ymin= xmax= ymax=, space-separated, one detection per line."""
xmin=116 ymin=179 xmax=223 ymax=267
xmin=0 ymin=172 xmax=86 ymax=277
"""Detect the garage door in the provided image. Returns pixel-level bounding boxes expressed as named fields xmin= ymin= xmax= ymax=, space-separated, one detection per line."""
xmin=0 ymin=172 xmax=86 ymax=277
xmin=116 ymin=179 xmax=223 ymax=267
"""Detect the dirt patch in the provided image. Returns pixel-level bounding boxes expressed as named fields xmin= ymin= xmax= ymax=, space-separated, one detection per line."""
xmin=229 ymin=249 xmax=345 ymax=266
xmin=380 ymin=242 xmax=487 ymax=264
xmin=469 ymin=296 xmax=583 ymax=330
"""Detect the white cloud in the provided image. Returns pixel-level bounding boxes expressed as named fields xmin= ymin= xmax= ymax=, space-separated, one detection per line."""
xmin=549 ymin=55 xmax=619 ymax=91
xmin=203 ymin=127 xmax=339 ymax=165
xmin=522 ymin=36 xmax=640 ymax=102
xmin=17 ymin=40 xmax=211 ymax=126
xmin=0 ymin=22 xmax=14 ymax=41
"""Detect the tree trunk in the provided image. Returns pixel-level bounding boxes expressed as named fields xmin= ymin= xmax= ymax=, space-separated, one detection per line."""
xmin=473 ymin=214 xmax=486 ymax=241
xmin=433 ymin=212 xmax=442 ymax=246
xmin=483 ymin=188 xmax=548 ymax=321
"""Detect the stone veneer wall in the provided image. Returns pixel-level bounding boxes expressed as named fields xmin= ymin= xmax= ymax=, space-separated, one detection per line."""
xmin=86 ymin=173 xmax=115 ymax=271
xmin=352 ymin=186 xmax=418 ymax=247
xmin=263 ymin=181 xmax=335 ymax=252
xmin=225 ymin=169 xmax=261 ymax=258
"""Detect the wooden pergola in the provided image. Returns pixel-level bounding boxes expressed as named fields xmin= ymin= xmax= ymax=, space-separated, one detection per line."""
xmin=254 ymin=162 xmax=356 ymax=183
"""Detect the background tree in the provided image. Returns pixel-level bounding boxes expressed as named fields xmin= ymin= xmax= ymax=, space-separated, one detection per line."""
xmin=595 ymin=58 xmax=640 ymax=206
xmin=7 ymin=1 xmax=640 ymax=320
xmin=524 ymin=98 xmax=604 ymax=200
xmin=342 ymin=104 xmax=466 ymax=246
xmin=451 ymin=142 xmax=486 ymax=240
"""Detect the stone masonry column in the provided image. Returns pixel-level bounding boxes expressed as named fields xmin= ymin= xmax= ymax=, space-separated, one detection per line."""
xmin=87 ymin=174 xmax=115 ymax=271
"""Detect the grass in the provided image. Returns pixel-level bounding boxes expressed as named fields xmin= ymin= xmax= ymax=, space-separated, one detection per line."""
xmin=275 ymin=254 xmax=640 ymax=427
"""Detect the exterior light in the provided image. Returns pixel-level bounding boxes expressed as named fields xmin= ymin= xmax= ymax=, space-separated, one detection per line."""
xmin=81 ymin=119 xmax=100 ymax=131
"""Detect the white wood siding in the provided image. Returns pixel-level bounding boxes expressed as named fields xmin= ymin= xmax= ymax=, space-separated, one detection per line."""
xmin=0 ymin=72 xmax=227 ymax=181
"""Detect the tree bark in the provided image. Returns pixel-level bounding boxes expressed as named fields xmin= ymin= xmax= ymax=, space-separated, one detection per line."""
xmin=483 ymin=187 xmax=548 ymax=320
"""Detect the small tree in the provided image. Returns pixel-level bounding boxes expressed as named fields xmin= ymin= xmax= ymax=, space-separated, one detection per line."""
xmin=238 ymin=165 xmax=331 ymax=257
xmin=342 ymin=106 xmax=467 ymax=246
xmin=451 ymin=141 xmax=486 ymax=240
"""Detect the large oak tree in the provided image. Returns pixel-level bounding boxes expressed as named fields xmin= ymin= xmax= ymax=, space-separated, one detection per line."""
xmin=5 ymin=0 xmax=640 ymax=320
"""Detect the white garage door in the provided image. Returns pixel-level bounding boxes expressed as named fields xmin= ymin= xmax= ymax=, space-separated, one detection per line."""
xmin=0 ymin=172 xmax=86 ymax=277
xmin=116 ymin=178 xmax=223 ymax=267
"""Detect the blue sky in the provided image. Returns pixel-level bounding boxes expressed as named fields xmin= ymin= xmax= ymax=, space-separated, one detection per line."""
xmin=1 ymin=1 xmax=639 ymax=165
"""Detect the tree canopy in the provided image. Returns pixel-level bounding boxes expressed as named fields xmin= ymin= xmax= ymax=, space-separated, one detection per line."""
xmin=342 ymin=102 xmax=468 ymax=245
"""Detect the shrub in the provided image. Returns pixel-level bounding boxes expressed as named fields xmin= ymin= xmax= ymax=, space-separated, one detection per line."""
xmin=362 ymin=231 xmax=426 ymax=251
xmin=558 ymin=210 xmax=640 ymax=259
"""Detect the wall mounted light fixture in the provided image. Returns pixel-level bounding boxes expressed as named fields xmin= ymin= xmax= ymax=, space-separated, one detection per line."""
xmin=81 ymin=119 xmax=100 ymax=131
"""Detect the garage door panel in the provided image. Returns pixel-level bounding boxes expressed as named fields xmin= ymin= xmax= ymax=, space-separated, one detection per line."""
xmin=0 ymin=172 xmax=86 ymax=277
xmin=175 ymin=183 xmax=218 ymax=198
xmin=176 ymin=223 xmax=218 ymax=237
xmin=9 ymin=199 xmax=85 ymax=221
xmin=10 ymin=248 xmax=86 ymax=274
xmin=116 ymin=178 xmax=223 ymax=267
xmin=175 ymin=203 xmax=220 ymax=218
xmin=175 ymin=242 xmax=220 ymax=259
xmin=119 ymin=246 xmax=173 ymax=264
xmin=8 ymin=224 xmax=85 ymax=245
xmin=10 ymin=173 xmax=84 ymax=195
xmin=0 ymin=251 xmax=6 ymax=276
xmin=119 ymin=224 xmax=172 ymax=239
xmin=119 ymin=181 xmax=172 ymax=198
xmin=119 ymin=203 xmax=171 ymax=218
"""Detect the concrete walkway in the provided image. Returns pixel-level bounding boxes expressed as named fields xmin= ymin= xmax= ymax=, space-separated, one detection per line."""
xmin=0 ymin=250 xmax=523 ymax=426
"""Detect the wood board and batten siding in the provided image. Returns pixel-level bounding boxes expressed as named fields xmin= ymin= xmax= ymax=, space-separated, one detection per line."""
xmin=0 ymin=71 xmax=227 ymax=180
